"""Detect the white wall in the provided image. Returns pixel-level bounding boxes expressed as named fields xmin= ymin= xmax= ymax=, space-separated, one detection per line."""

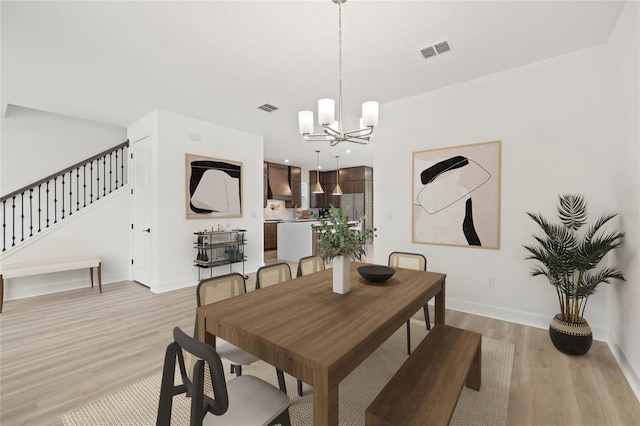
xmin=1 ymin=105 xmax=127 ymax=194
xmin=373 ymin=4 xmax=639 ymax=397
xmin=1 ymin=106 xmax=130 ymax=300
xmin=605 ymin=1 xmax=640 ymax=399
xmin=127 ymin=109 xmax=265 ymax=294
xmin=1 ymin=191 xmax=130 ymax=300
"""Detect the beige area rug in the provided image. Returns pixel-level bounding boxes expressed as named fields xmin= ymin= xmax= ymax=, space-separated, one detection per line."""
xmin=62 ymin=321 xmax=514 ymax=425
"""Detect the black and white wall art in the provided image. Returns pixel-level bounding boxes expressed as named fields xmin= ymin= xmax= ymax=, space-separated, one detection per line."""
xmin=412 ymin=140 xmax=501 ymax=249
xmin=186 ymin=154 xmax=242 ymax=219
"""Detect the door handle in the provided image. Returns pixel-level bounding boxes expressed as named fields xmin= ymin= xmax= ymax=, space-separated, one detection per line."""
xmin=143 ymin=228 xmax=151 ymax=233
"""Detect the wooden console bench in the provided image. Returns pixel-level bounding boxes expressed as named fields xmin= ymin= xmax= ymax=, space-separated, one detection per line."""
xmin=0 ymin=257 xmax=102 ymax=313
xmin=366 ymin=324 xmax=482 ymax=426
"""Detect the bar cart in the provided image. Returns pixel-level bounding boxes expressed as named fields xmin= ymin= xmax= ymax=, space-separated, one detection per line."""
xmin=194 ymin=229 xmax=247 ymax=280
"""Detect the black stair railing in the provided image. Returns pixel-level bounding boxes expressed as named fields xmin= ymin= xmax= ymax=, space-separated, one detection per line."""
xmin=1 ymin=140 xmax=129 ymax=252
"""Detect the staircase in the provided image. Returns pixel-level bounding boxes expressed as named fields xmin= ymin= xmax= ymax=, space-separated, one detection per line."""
xmin=1 ymin=140 xmax=129 ymax=252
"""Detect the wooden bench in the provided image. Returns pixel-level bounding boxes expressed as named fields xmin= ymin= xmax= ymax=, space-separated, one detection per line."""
xmin=0 ymin=257 xmax=102 ymax=313
xmin=365 ymin=324 xmax=482 ymax=426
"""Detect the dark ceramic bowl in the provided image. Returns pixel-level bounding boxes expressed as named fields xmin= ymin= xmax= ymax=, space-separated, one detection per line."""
xmin=358 ymin=265 xmax=396 ymax=283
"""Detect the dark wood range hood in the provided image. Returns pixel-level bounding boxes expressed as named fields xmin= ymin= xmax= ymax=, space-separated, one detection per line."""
xmin=264 ymin=162 xmax=302 ymax=208
xmin=267 ymin=163 xmax=292 ymax=198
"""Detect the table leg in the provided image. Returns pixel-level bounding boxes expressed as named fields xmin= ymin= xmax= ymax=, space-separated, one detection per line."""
xmin=434 ymin=279 xmax=446 ymax=325
xmin=197 ymin=315 xmax=217 ymax=349
xmin=197 ymin=315 xmax=206 ymax=342
xmin=313 ymin=371 xmax=338 ymax=426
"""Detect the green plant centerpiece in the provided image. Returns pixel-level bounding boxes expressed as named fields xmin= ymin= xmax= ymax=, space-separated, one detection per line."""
xmin=312 ymin=206 xmax=376 ymax=294
xmin=313 ymin=206 xmax=376 ymax=261
xmin=524 ymin=194 xmax=625 ymax=355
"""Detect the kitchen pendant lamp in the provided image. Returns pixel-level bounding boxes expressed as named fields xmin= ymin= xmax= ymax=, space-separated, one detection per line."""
xmin=332 ymin=156 xmax=343 ymax=196
xmin=298 ymin=0 xmax=378 ymax=146
xmin=312 ymin=150 xmax=324 ymax=194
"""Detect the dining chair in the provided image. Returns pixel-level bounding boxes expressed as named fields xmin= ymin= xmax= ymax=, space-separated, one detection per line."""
xmin=255 ymin=262 xmax=292 ymax=289
xmin=296 ymin=255 xmax=325 ymax=277
xmin=195 ymin=273 xmax=287 ymax=394
xmin=157 ymin=326 xmax=291 ymax=426
xmin=388 ymin=251 xmax=431 ymax=355
xmin=255 ymin=262 xmax=305 ymax=396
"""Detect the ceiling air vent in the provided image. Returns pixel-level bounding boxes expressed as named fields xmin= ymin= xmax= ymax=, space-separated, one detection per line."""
xmin=420 ymin=46 xmax=437 ymax=59
xmin=258 ymin=103 xmax=279 ymax=113
xmin=421 ymin=39 xmax=452 ymax=60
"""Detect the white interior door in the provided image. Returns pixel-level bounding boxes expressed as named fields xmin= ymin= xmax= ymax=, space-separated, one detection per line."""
xmin=131 ymin=136 xmax=152 ymax=286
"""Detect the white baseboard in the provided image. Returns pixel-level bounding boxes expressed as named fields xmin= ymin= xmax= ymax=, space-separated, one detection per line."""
xmin=445 ymin=297 xmax=607 ymax=341
xmin=149 ymin=279 xmax=196 ymax=294
xmin=609 ymin=343 xmax=640 ymax=402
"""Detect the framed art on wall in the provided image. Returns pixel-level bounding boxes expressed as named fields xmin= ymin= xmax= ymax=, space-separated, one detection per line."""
xmin=186 ymin=154 xmax=242 ymax=219
xmin=412 ymin=140 xmax=501 ymax=249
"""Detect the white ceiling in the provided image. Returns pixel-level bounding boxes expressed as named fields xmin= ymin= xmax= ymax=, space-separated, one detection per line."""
xmin=1 ymin=1 xmax=625 ymax=171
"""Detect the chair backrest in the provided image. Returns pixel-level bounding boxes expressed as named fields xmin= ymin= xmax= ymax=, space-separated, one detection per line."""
xmin=195 ymin=273 xmax=246 ymax=337
xmin=157 ymin=327 xmax=229 ymax=426
xmin=197 ymin=273 xmax=247 ymax=307
xmin=388 ymin=251 xmax=427 ymax=271
xmin=255 ymin=262 xmax=292 ymax=289
xmin=296 ymin=255 xmax=325 ymax=277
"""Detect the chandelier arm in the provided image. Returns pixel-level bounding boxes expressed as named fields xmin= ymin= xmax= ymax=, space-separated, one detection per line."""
xmin=304 ymin=133 xmax=336 ymax=142
xmin=329 ymin=138 xmax=369 ymax=146
xmin=329 ymin=135 xmax=370 ymax=146
xmin=342 ymin=127 xmax=374 ymax=138
xmin=322 ymin=125 xmax=342 ymax=138
xmin=342 ymin=137 xmax=370 ymax=145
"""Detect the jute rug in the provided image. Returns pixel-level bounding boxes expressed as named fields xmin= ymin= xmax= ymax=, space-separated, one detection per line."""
xmin=62 ymin=321 xmax=514 ymax=425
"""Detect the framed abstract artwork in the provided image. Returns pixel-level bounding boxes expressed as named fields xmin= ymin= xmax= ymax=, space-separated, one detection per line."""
xmin=186 ymin=154 xmax=242 ymax=219
xmin=412 ymin=140 xmax=501 ymax=249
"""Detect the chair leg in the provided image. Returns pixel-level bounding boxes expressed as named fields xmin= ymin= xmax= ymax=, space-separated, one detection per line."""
xmin=276 ymin=368 xmax=287 ymax=394
xmin=297 ymin=379 xmax=303 ymax=396
xmin=406 ymin=320 xmax=411 ymax=355
xmin=423 ymin=304 xmax=431 ymax=330
xmin=270 ymin=408 xmax=292 ymax=426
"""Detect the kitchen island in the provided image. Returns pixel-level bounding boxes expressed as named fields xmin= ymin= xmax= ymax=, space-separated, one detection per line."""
xmin=276 ymin=220 xmax=319 ymax=262
xmin=276 ymin=219 xmax=362 ymax=262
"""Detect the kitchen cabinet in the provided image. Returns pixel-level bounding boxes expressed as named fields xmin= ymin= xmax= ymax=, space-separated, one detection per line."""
xmin=264 ymin=222 xmax=278 ymax=250
xmin=263 ymin=162 xmax=268 ymax=208
xmin=340 ymin=193 xmax=365 ymax=221
xmin=309 ymin=165 xmax=373 ymax=238
xmin=309 ymin=170 xmax=340 ymax=208
xmin=288 ymin=166 xmax=301 ymax=208
xmin=309 ymin=171 xmax=323 ymax=208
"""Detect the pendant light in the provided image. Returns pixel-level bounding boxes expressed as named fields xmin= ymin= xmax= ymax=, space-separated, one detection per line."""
xmin=312 ymin=150 xmax=324 ymax=194
xmin=332 ymin=155 xmax=343 ymax=196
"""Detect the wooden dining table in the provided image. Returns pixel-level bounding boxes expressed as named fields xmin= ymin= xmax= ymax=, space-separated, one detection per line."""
xmin=196 ymin=262 xmax=446 ymax=426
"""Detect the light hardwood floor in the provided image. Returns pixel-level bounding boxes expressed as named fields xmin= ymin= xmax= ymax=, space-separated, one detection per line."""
xmin=1 ymin=254 xmax=639 ymax=425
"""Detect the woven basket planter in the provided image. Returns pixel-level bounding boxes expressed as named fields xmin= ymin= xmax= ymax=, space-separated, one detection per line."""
xmin=549 ymin=314 xmax=593 ymax=356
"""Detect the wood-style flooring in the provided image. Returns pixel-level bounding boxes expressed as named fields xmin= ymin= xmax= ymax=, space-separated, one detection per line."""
xmin=1 ymin=251 xmax=639 ymax=425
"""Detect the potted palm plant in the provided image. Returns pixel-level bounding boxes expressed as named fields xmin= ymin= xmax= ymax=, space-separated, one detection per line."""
xmin=312 ymin=206 xmax=376 ymax=294
xmin=524 ymin=194 xmax=625 ymax=355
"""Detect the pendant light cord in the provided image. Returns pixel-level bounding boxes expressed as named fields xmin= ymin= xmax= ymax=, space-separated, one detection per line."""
xmin=338 ymin=0 xmax=343 ymax=134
